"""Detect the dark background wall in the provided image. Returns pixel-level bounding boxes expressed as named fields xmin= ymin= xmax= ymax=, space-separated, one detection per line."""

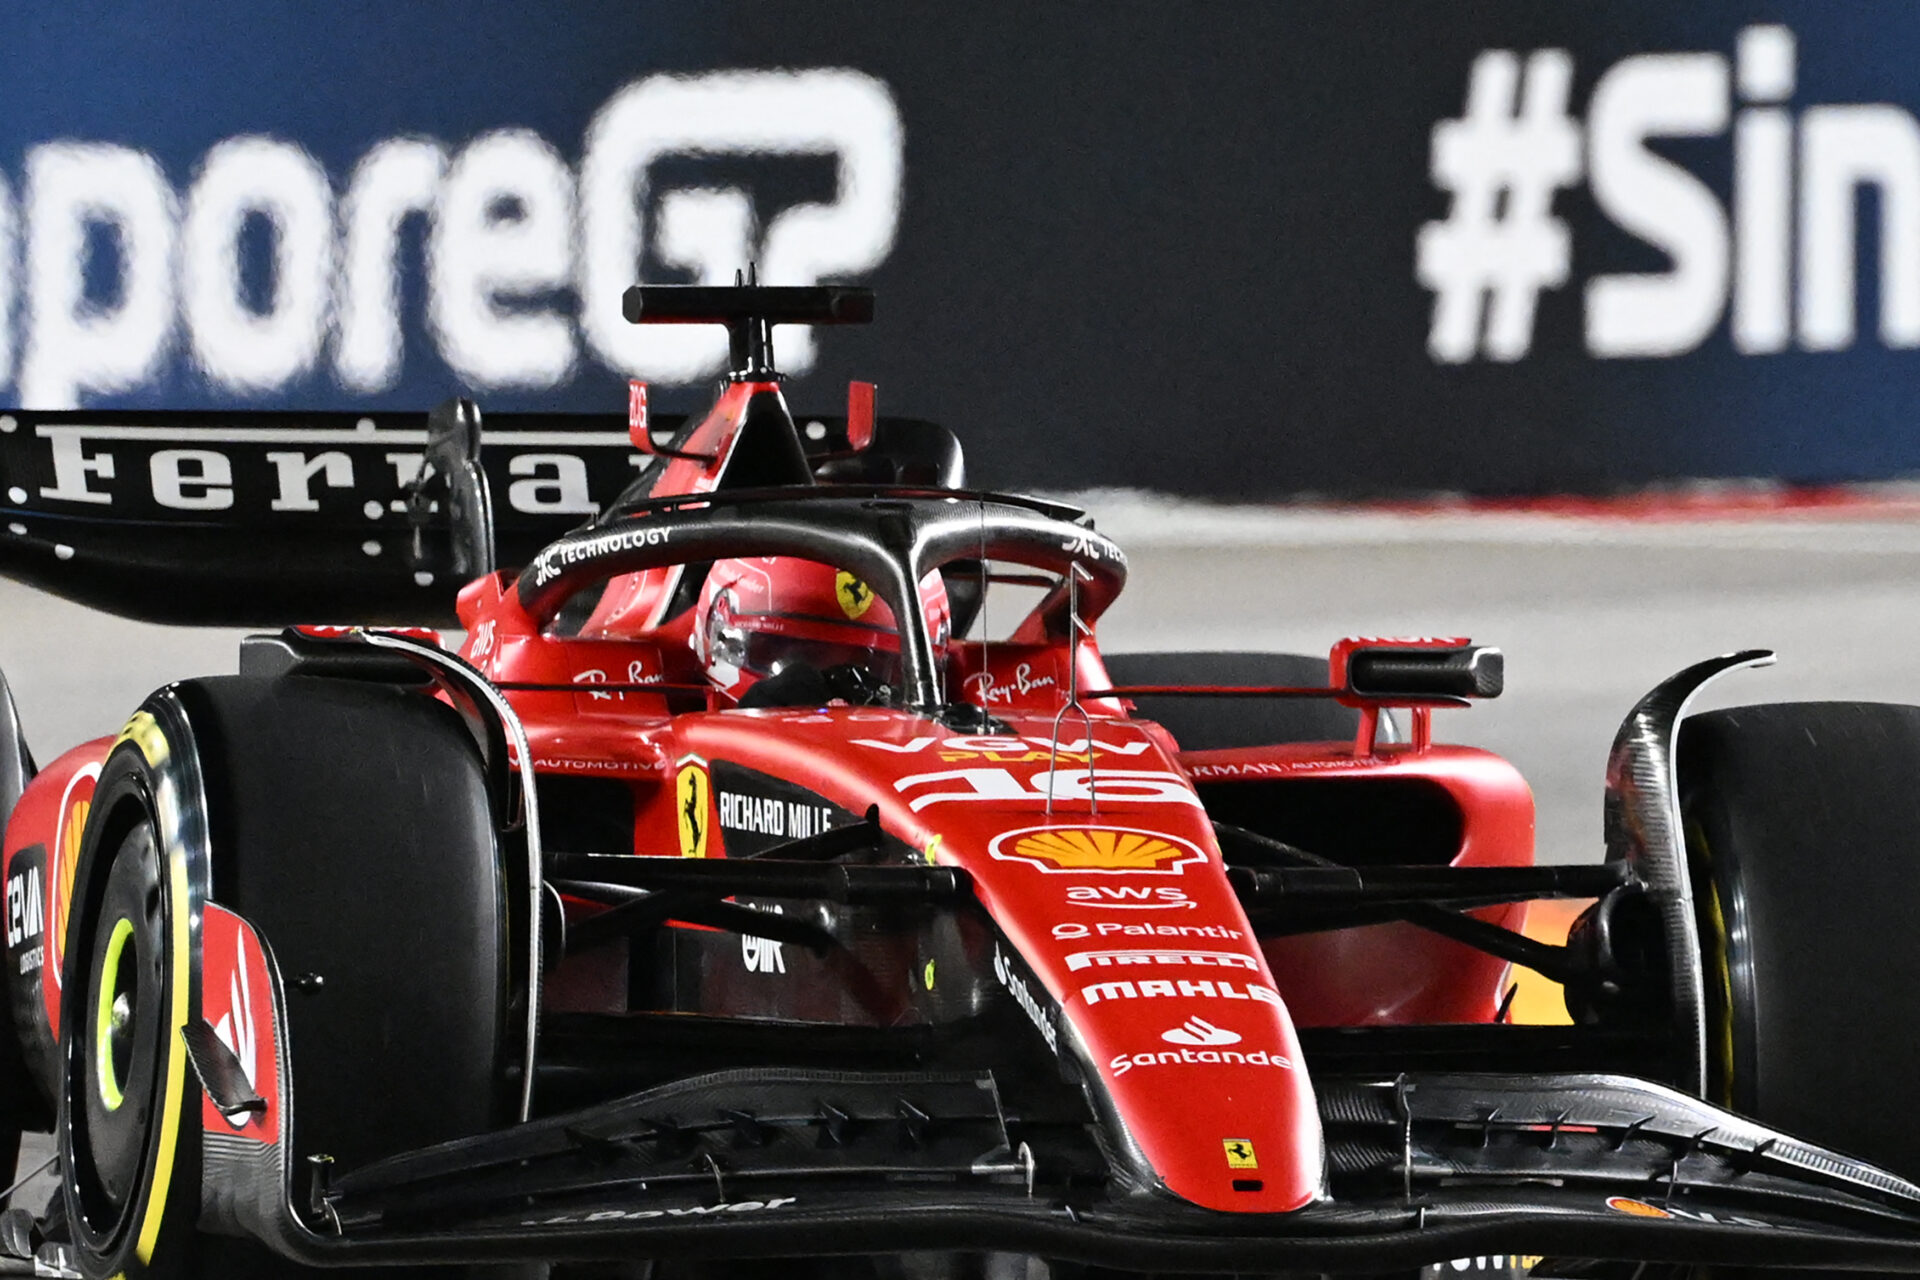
xmin=0 ymin=3 xmax=1913 ymax=498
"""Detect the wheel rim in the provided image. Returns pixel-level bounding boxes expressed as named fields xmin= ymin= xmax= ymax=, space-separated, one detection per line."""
xmin=69 ymin=820 xmax=167 ymax=1236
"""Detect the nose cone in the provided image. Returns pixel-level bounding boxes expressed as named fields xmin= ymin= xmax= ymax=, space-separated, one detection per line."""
xmin=974 ymin=821 xmax=1325 ymax=1213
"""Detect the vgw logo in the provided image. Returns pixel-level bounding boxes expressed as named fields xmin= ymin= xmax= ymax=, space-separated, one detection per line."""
xmin=0 ymin=69 xmax=900 ymax=407
xmin=1418 ymin=27 xmax=1920 ymax=362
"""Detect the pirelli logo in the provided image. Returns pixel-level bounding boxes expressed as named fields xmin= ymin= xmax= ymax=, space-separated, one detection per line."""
xmin=1063 ymin=949 xmax=1259 ymax=972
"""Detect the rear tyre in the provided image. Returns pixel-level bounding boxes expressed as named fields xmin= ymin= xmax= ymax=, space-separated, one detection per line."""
xmin=1101 ymin=652 xmax=1364 ymax=749
xmin=1678 ymin=701 xmax=1920 ymax=1176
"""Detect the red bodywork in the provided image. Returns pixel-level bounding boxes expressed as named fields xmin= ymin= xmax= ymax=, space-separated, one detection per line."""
xmin=0 ymin=378 xmax=1534 ymax=1219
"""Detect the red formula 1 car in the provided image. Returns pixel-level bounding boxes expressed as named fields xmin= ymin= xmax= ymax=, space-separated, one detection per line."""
xmin=3 ymin=286 xmax=1920 ymax=1280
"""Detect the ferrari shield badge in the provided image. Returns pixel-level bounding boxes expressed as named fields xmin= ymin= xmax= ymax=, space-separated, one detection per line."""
xmin=676 ymin=757 xmax=711 ymax=858
xmin=835 ymin=571 xmax=876 ymax=620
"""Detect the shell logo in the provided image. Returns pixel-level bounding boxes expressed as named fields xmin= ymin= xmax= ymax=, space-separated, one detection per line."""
xmin=988 ymin=825 xmax=1205 ymax=875
xmin=49 ymin=794 xmax=90 ymax=981
xmin=1604 ymin=1196 xmax=1672 ymax=1219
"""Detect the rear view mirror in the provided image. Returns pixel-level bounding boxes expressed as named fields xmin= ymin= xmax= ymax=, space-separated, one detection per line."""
xmin=1343 ymin=644 xmax=1504 ymax=700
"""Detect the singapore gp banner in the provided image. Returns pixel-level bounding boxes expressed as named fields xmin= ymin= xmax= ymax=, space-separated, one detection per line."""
xmin=0 ymin=3 xmax=1914 ymax=500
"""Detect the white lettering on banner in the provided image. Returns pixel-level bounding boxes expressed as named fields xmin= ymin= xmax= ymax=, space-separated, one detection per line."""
xmin=266 ymin=450 xmax=354 ymax=511
xmin=37 ymin=427 xmax=116 ymax=503
xmin=1080 ymin=977 xmax=1281 ymax=1007
xmin=385 ymin=452 xmax=427 ymax=488
xmin=507 ymin=453 xmax=598 ymax=515
xmin=337 ymin=139 xmax=447 ymax=392
xmin=22 ymin=144 xmax=176 ymax=408
xmin=579 ymin=70 xmax=901 ymax=382
xmin=149 ymin=449 xmax=235 ymax=511
xmin=1420 ymin=26 xmax=1920 ymax=363
xmin=182 ymin=137 xmax=334 ymax=392
xmin=430 ymin=129 xmax=577 ymax=391
xmin=1065 ymin=949 xmax=1259 ymax=972
xmin=894 ymin=767 xmax=1197 ymax=811
xmin=1585 ymin=54 xmax=1729 ymax=357
xmin=0 ymin=71 xmax=898 ymax=408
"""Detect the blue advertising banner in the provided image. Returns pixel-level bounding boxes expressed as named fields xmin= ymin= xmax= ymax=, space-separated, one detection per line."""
xmin=0 ymin=4 xmax=1916 ymax=498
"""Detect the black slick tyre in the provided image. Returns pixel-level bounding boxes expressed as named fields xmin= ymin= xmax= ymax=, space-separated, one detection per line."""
xmin=1678 ymin=700 xmax=1920 ymax=1177
xmin=57 ymin=677 xmax=508 ymax=1279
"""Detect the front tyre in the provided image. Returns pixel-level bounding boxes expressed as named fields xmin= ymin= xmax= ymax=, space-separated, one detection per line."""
xmin=1678 ymin=700 xmax=1920 ymax=1177
xmin=58 ymin=740 xmax=195 ymax=1280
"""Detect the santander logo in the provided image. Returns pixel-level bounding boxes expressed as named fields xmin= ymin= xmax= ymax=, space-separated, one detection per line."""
xmin=1162 ymin=1017 xmax=1241 ymax=1047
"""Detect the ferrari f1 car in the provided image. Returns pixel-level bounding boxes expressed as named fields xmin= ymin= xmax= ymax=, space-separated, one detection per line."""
xmin=2 ymin=285 xmax=1920 ymax=1280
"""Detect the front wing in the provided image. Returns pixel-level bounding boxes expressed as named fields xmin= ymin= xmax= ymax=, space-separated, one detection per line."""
xmin=167 ymin=912 xmax=1920 ymax=1274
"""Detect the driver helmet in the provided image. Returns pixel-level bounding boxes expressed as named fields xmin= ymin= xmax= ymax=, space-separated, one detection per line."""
xmin=693 ymin=557 xmax=951 ymax=703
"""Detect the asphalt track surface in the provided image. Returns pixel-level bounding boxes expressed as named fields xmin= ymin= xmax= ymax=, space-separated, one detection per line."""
xmin=8 ymin=495 xmax=1920 ymax=1210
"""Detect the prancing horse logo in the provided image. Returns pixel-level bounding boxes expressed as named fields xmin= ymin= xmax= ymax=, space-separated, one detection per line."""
xmin=676 ymin=759 xmax=710 ymax=858
xmin=834 ymin=571 xmax=875 ymax=620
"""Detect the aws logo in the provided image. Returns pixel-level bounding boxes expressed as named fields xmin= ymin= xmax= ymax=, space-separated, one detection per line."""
xmin=988 ymin=826 xmax=1205 ymax=875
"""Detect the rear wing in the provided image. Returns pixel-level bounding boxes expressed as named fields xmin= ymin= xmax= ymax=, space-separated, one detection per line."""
xmin=0 ymin=400 xmax=911 ymax=626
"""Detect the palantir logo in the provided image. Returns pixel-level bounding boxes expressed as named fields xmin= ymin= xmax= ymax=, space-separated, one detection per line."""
xmin=1419 ymin=27 xmax=1920 ymax=363
xmin=1 ymin=69 xmax=901 ymax=407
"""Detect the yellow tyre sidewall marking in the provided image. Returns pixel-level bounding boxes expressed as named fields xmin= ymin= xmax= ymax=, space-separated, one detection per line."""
xmin=114 ymin=713 xmax=185 ymax=1268
xmin=113 ymin=713 xmax=170 ymax=769
xmin=133 ymin=841 xmax=188 ymax=1266
xmin=94 ymin=918 xmax=136 ymax=1111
